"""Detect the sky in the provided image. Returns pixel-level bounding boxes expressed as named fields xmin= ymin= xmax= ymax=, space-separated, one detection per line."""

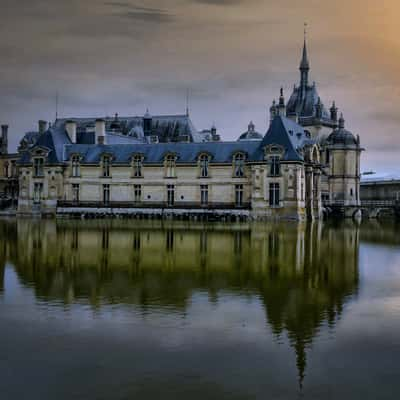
xmin=1 ymin=0 xmax=400 ymax=174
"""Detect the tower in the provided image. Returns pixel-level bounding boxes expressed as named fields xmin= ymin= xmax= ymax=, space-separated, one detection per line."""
xmin=326 ymin=114 xmax=363 ymax=211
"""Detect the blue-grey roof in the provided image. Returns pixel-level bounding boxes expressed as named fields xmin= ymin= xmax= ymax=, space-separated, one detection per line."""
xmin=287 ymin=84 xmax=330 ymax=121
xmin=258 ymin=117 xmax=307 ymax=162
xmin=54 ymin=113 xmax=209 ymax=144
xmin=327 ymin=128 xmax=357 ymax=146
xmin=64 ymin=116 xmax=306 ymax=164
xmin=64 ymin=141 xmax=262 ymax=164
xmin=20 ymin=116 xmax=307 ymax=165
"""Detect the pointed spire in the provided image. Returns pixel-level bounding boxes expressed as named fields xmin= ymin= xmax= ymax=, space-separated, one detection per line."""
xmin=330 ymin=101 xmax=338 ymax=122
xmin=339 ymin=113 xmax=345 ymax=129
xmin=300 ymin=23 xmax=310 ymax=71
xmin=300 ymin=23 xmax=310 ymax=91
xmin=269 ymin=99 xmax=277 ymax=122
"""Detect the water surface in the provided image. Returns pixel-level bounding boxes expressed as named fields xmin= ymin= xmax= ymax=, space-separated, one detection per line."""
xmin=0 ymin=219 xmax=399 ymax=399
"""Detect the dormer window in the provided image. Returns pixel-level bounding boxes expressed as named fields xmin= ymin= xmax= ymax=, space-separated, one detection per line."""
xmin=102 ymin=155 xmax=111 ymax=177
xmin=269 ymin=156 xmax=281 ymax=177
xmin=132 ymin=154 xmax=143 ymax=178
xmin=165 ymin=154 xmax=176 ymax=178
xmin=233 ymin=153 xmax=245 ymax=178
xmin=33 ymin=158 xmax=44 ymax=177
xmin=199 ymin=154 xmax=210 ymax=178
xmin=71 ymin=155 xmax=80 ymax=177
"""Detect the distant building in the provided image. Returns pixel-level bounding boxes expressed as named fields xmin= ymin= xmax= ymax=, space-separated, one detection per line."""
xmin=361 ymin=173 xmax=400 ymax=202
xmin=10 ymin=35 xmax=363 ymax=219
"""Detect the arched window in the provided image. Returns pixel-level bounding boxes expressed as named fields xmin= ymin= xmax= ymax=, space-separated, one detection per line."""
xmin=233 ymin=153 xmax=245 ymax=177
xmin=71 ymin=155 xmax=80 ymax=177
xmin=199 ymin=154 xmax=210 ymax=178
xmin=165 ymin=154 xmax=176 ymax=178
xmin=102 ymin=155 xmax=111 ymax=177
xmin=132 ymin=154 xmax=143 ymax=177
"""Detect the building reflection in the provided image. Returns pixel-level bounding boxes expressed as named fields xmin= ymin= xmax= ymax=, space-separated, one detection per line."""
xmin=0 ymin=218 xmax=363 ymax=388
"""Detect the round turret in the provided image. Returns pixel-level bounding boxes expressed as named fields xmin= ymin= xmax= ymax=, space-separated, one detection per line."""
xmin=327 ymin=114 xmax=357 ymax=146
xmin=238 ymin=121 xmax=263 ymax=141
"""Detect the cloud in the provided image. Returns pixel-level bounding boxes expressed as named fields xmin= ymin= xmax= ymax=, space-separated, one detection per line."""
xmin=104 ymin=2 xmax=174 ymax=23
xmin=191 ymin=0 xmax=244 ymax=5
xmin=370 ymin=110 xmax=400 ymax=126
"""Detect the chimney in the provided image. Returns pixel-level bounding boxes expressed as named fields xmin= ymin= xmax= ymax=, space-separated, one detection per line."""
xmin=38 ymin=120 xmax=47 ymax=135
xmin=1 ymin=125 xmax=8 ymax=154
xmin=65 ymin=120 xmax=77 ymax=143
xmin=95 ymin=118 xmax=106 ymax=144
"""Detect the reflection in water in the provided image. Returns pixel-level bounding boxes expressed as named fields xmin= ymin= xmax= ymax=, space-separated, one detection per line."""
xmin=0 ymin=218 xmax=365 ymax=390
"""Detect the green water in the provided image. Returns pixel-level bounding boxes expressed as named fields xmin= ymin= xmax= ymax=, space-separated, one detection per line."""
xmin=0 ymin=219 xmax=399 ymax=399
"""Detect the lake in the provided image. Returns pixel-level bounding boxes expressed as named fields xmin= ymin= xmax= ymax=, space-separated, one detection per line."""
xmin=0 ymin=218 xmax=399 ymax=399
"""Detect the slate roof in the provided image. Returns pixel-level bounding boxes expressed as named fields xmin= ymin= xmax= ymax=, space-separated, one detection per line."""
xmin=63 ymin=116 xmax=308 ymax=164
xmin=54 ymin=113 xmax=209 ymax=144
xmin=258 ymin=116 xmax=311 ymax=162
xmin=287 ymin=84 xmax=330 ymax=120
xmin=64 ymin=141 xmax=262 ymax=164
xmin=20 ymin=116 xmax=310 ymax=166
xmin=238 ymin=122 xmax=263 ymax=141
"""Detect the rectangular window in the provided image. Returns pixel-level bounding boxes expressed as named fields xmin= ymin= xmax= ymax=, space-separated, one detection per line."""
xmin=167 ymin=185 xmax=175 ymax=206
xmin=269 ymin=182 xmax=280 ymax=206
xmin=33 ymin=183 xmax=43 ymax=204
xmin=235 ymin=184 xmax=244 ymax=207
xmin=71 ymin=156 xmax=80 ymax=177
xmin=34 ymin=158 xmax=44 ymax=177
xmin=233 ymin=154 xmax=245 ymax=178
xmin=269 ymin=156 xmax=280 ymax=177
xmin=134 ymin=184 xmax=141 ymax=203
xmin=200 ymin=185 xmax=208 ymax=206
xmin=103 ymin=184 xmax=110 ymax=204
xmin=199 ymin=155 xmax=209 ymax=178
xmin=72 ymin=184 xmax=80 ymax=203
xmin=133 ymin=156 xmax=142 ymax=177
xmin=102 ymin=157 xmax=111 ymax=177
xmin=165 ymin=156 xmax=176 ymax=178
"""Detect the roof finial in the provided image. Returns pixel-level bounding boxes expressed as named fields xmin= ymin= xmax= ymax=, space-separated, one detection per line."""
xmin=55 ymin=90 xmax=59 ymax=121
xmin=186 ymin=88 xmax=190 ymax=117
xmin=339 ymin=113 xmax=345 ymax=129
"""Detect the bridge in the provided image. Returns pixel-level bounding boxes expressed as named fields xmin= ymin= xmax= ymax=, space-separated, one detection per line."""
xmin=323 ymin=200 xmax=400 ymax=219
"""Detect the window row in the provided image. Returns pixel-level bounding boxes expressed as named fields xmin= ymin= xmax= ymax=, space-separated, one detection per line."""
xmin=70 ymin=153 xmax=248 ymax=178
xmin=70 ymin=184 xmax=250 ymax=207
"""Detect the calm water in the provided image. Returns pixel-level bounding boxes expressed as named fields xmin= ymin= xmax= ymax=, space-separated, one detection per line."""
xmin=0 ymin=219 xmax=399 ymax=399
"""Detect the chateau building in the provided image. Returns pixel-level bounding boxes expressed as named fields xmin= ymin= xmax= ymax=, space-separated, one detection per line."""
xmin=4 ymin=37 xmax=363 ymax=219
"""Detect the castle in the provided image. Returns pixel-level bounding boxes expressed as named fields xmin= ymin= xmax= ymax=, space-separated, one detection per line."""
xmin=0 ymin=38 xmax=363 ymax=219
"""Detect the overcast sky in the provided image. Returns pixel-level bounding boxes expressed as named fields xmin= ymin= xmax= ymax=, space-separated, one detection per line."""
xmin=1 ymin=0 xmax=400 ymax=173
